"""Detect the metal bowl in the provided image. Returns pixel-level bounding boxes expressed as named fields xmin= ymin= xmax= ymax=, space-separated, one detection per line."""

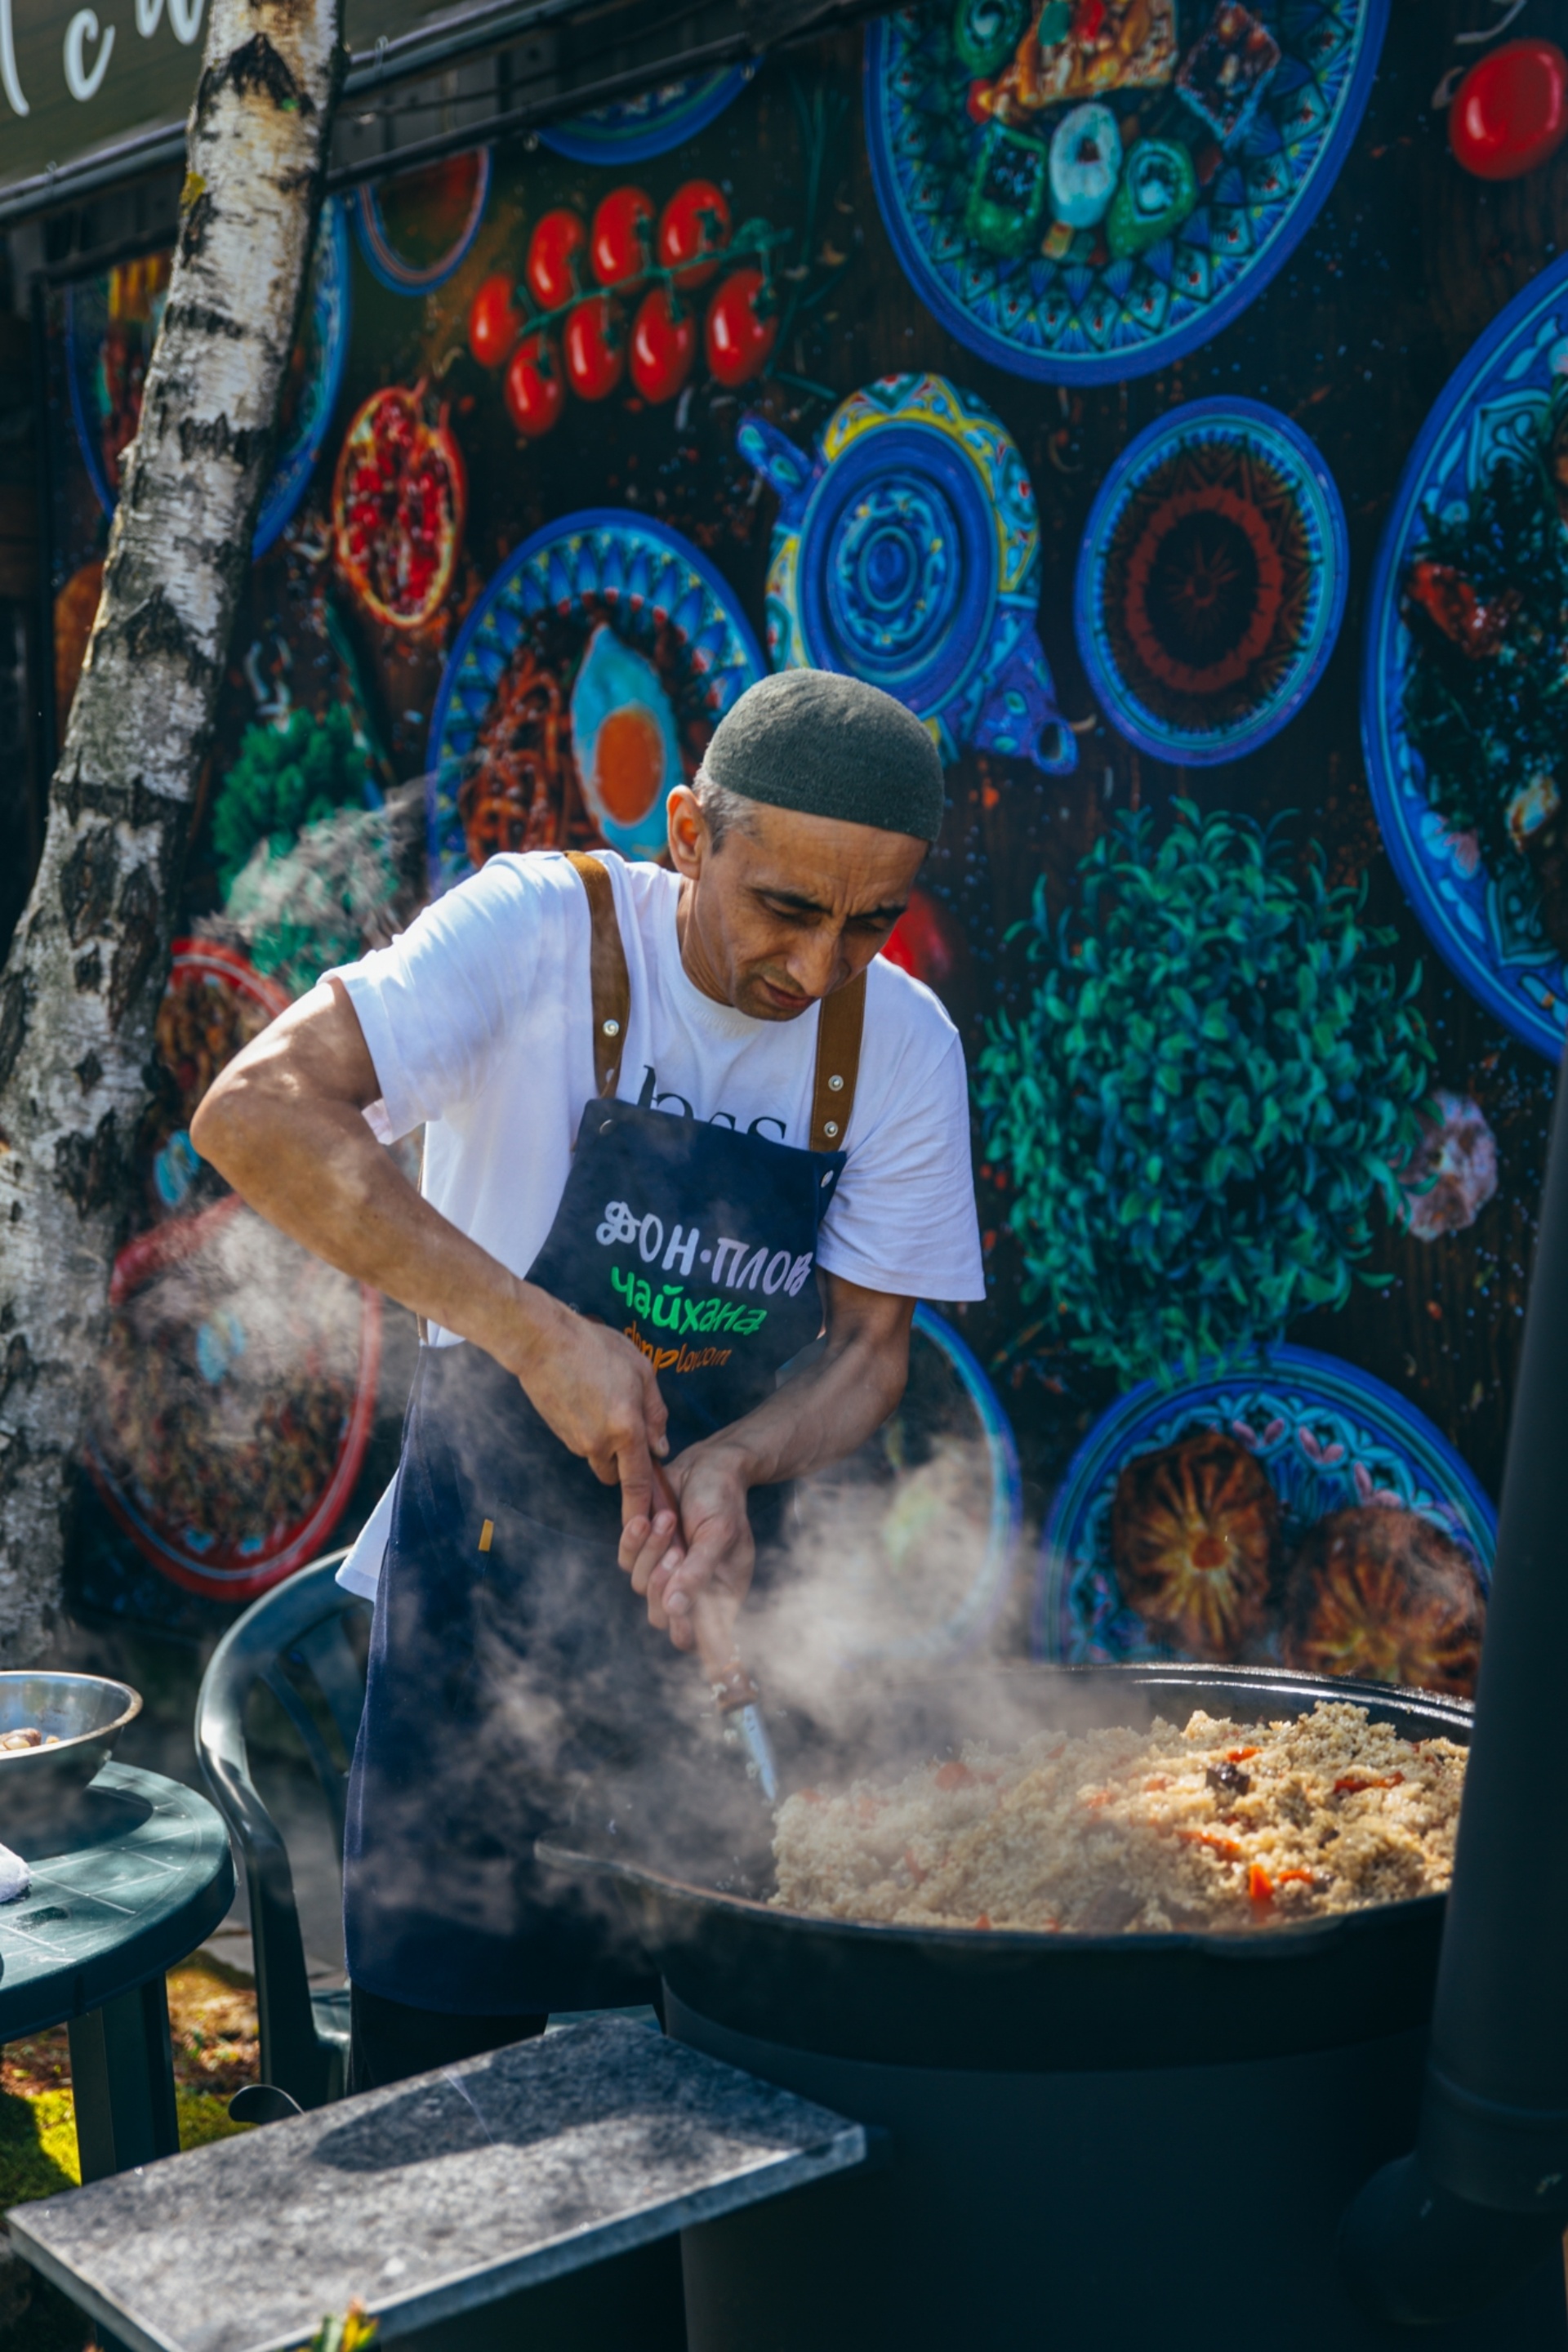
xmin=0 ymin=1671 xmax=141 ymax=1840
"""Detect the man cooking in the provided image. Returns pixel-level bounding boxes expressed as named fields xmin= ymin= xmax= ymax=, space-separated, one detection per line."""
xmin=192 ymin=668 xmax=984 ymax=2092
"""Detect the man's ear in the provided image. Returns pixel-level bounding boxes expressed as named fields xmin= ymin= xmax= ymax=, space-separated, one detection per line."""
xmin=666 ymin=784 xmax=706 ymax=878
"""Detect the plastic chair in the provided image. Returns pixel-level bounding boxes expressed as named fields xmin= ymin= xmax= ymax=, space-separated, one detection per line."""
xmin=195 ymin=1552 xmax=369 ymax=2111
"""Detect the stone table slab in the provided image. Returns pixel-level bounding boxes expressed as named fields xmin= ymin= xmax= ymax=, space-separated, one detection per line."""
xmin=7 ymin=2016 xmax=866 ymax=2352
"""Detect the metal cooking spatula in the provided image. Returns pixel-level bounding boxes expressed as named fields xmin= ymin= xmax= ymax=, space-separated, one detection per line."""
xmin=649 ymin=1460 xmax=779 ymax=1805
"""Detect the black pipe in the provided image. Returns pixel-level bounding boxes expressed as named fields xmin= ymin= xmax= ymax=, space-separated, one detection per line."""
xmin=1341 ymin=1055 xmax=1568 ymax=2323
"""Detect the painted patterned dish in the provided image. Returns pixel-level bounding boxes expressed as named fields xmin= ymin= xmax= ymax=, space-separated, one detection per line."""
xmin=788 ymin=1306 xmax=1023 ymax=1666
xmin=354 ymin=149 xmax=492 ymax=293
xmin=85 ymin=1199 xmax=381 ymax=1603
xmin=1036 ymin=1343 xmax=1495 ymax=1667
xmin=739 ymin=372 xmax=1076 ymax=774
xmin=863 ymin=0 xmax=1388 ymax=385
xmin=142 ymin=942 xmax=289 ymax=1224
xmin=1362 ymin=252 xmax=1568 ymax=1063
xmin=65 ymin=198 xmax=351 ymax=560
xmin=1075 ymin=396 xmax=1348 ymax=764
xmin=426 ymin=509 xmax=764 ymax=889
xmin=537 ymin=67 xmax=752 ymax=164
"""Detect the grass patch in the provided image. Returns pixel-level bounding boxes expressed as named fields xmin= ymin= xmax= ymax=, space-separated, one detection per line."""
xmin=0 ymin=2087 xmax=78 ymax=2205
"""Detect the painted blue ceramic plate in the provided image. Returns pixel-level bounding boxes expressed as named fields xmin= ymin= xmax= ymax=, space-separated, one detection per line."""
xmin=426 ymin=508 xmax=764 ymax=890
xmin=740 ymin=372 xmax=1076 ymax=774
xmin=537 ymin=67 xmax=751 ymax=164
xmin=788 ymin=1305 xmax=1023 ymax=1666
xmin=864 ymin=0 xmax=1388 ymax=385
xmin=1036 ymin=1343 xmax=1495 ymax=1665
xmin=1074 ymin=395 xmax=1348 ymax=765
xmin=354 ymin=149 xmax=492 ymax=293
xmin=1362 ymin=252 xmax=1568 ymax=1064
xmin=65 ymin=198 xmax=350 ymax=561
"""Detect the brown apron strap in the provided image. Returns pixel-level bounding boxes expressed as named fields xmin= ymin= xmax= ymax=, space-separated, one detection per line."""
xmin=810 ymin=969 xmax=866 ymax=1153
xmin=567 ymin=852 xmax=631 ymax=1098
xmin=568 ymin=847 xmax=860 ymax=1142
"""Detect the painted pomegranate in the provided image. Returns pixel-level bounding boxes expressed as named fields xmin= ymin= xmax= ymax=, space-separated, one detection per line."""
xmin=332 ymin=384 xmax=466 ymax=633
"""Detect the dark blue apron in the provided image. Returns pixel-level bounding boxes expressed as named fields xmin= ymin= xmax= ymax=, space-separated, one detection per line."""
xmin=344 ymin=857 xmax=863 ymax=2016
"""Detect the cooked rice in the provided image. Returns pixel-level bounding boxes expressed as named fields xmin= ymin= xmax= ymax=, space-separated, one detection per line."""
xmin=771 ymin=1702 xmax=1466 ymax=1934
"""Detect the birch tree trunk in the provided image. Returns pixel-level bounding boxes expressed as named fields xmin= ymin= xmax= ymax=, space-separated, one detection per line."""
xmin=0 ymin=0 xmax=345 ymax=1663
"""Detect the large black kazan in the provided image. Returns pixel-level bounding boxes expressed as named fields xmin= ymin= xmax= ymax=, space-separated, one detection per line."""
xmin=546 ymin=1061 xmax=1568 ymax=2349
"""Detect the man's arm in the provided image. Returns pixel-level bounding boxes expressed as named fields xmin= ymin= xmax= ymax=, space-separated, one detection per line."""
xmin=618 ymin=1272 xmax=914 ymax=1662
xmin=190 ymin=979 xmax=675 ymax=1526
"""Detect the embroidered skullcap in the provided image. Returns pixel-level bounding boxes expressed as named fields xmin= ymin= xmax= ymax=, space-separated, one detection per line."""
xmin=702 ymin=669 xmax=946 ymax=842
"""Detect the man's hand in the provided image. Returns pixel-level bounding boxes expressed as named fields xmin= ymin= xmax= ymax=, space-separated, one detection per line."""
xmin=496 ymin=1288 xmax=672 ymax=1531
xmin=617 ymin=1274 xmax=914 ymax=1659
xmin=620 ymin=1442 xmax=754 ymax=1665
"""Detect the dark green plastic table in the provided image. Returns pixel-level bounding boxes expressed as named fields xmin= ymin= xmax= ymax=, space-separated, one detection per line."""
xmin=0 ymin=1763 xmax=234 ymax=2181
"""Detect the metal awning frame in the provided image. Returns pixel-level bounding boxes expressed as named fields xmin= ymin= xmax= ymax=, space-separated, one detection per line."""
xmin=0 ymin=0 xmax=881 ymax=229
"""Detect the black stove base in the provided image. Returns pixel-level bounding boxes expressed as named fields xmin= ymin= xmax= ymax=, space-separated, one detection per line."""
xmin=671 ymin=1995 xmax=1568 ymax=2352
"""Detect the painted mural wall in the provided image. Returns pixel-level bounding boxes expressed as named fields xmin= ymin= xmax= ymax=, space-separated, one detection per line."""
xmin=38 ymin=6 xmax=1568 ymax=1688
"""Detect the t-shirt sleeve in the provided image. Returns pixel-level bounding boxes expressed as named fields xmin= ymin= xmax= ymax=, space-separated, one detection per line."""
xmin=327 ymin=856 xmax=571 ymax=1143
xmin=815 ymin=1013 xmax=985 ymax=1303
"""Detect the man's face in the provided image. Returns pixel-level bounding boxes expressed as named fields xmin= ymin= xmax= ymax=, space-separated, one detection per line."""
xmin=667 ymin=785 xmax=927 ymax=1020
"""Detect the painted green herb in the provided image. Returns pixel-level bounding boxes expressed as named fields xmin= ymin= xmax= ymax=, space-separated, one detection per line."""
xmin=213 ymin=705 xmax=373 ymax=898
xmin=974 ymin=801 xmax=1434 ymax=1385
xmin=215 ymin=706 xmax=399 ymax=997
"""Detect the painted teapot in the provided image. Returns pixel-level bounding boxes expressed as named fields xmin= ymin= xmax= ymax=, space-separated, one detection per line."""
xmin=737 ymin=373 xmax=1076 ymax=775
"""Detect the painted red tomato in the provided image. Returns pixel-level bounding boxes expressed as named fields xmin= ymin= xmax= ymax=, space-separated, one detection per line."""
xmin=564 ymin=296 xmax=626 ymax=400
xmin=590 ymin=186 xmax=656 ymax=287
xmin=467 ymin=273 xmax=520 ymax=369
xmin=880 ymin=888 xmax=960 ymax=988
xmin=656 ymin=180 xmax=732 ymax=288
xmin=1450 ymin=39 xmax=1568 ymax=180
xmin=705 ymin=268 xmax=777 ymax=388
xmin=630 ymin=287 xmax=697 ymax=403
xmin=503 ymin=332 xmax=565 ymax=438
xmin=526 ymin=208 xmax=588 ymax=309
xmin=332 ymin=384 xmax=466 ymax=632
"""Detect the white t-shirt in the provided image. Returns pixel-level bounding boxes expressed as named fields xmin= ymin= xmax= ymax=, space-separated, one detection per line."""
xmin=332 ymin=848 xmax=984 ymax=1595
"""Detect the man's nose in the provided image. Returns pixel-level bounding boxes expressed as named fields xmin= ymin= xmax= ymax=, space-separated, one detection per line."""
xmin=785 ymin=928 xmax=846 ymax=1000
